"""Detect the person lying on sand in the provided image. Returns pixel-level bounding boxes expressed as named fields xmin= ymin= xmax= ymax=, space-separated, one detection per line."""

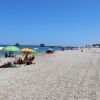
xmin=0 ymin=62 xmax=14 ymax=68
xmin=14 ymin=58 xmax=24 ymax=64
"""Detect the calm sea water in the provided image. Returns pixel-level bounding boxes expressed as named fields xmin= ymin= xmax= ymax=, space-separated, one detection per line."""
xmin=0 ymin=45 xmax=62 ymax=57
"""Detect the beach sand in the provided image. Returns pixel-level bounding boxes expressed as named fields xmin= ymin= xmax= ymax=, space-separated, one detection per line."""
xmin=0 ymin=49 xmax=100 ymax=100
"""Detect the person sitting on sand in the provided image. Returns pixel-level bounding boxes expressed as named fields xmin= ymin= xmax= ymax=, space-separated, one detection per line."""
xmin=26 ymin=57 xmax=31 ymax=65
xmin=23 ymin=55 xmax=28 ymax=63
xmin=29 ymin=56 xmax=32 ymax=61
xmin=26 ymin=55 xmax=35 ymax=65
xmin=14 ymin=58 xmax=24 ymax=65
xmin=9 ymin=51 xmax=12 ymax=57
xmin=14 ymin=58 xmax=21 ymax=64
xmin=5 ymin=52 xmax=8 ymax=58
xmin=17 ymin=58 xmax=21 ymax=63
xmin=9 ymin=51 xmax=15 ymax=57
xmin=19 ymin=59 xmax=24 ymax=64
xmin=31 ymin=55 xmax=35 ymax=61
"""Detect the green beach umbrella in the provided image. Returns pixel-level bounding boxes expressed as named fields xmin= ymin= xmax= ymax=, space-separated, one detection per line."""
xmin=0 ymin=47 xmax=4 ymax=61
xmin=0 ymin=47 xmax=4 ymax=51
xmin=29 ymin=50 xmax=37 ymax=55
xmin=4 ymin=46 xmax=20 ymax=51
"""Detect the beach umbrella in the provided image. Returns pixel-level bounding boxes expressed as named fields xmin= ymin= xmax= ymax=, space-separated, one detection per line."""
xmin=20 ymin=48 xmax=33 ymax=53
xmin=0 ymin=47 xmax=4 ymax=62
xmin=0 ymin=47 xmax=4 ymax=51
xmin=4 ymin=46 xmax=20 ymax=51
xmin=30 ymin=50 xmax=37 ymax=55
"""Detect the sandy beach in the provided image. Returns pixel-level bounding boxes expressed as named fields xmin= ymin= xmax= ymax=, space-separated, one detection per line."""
xmin=0 ymin=49 xmax=100 ymax=100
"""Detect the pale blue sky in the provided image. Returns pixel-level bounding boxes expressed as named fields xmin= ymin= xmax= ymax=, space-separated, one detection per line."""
xmin=0 ymin=0 xmax=100 ymax=46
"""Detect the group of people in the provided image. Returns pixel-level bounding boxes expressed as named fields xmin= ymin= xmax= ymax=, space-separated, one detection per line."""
xmin=0 ymin=54 xmax=35 ymax=68
xmin=5 ymin=51 xmax=14 ymax=58
xmin=14 ymin=54 xmax=35 ymax=65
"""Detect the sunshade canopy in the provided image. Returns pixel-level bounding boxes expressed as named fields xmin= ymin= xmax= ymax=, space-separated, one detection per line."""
xmin=20 ymin=48 xmax=33 ymax=53
xmin=4 ymin=46 xmax=20 ymax=51
xmin=30 ymin=50 xmax=37 ymax=55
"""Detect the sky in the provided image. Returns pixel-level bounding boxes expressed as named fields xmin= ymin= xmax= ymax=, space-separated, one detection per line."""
xmin=0 ymin=0 xmax=100 ymax=46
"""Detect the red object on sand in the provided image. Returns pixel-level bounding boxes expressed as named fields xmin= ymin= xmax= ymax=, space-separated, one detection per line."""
xmin=46 ymin=50 xmax=54 ymax=54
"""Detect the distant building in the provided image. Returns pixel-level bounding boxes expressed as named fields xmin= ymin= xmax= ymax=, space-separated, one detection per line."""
xmin=15 ymin=43 xmax=20 ymax=46
xmin=40 ymin=44 xmax=45 ymax=47
xmin=91 ymin=44 xmax=100 ymax=48
xmin=85 ymin=45 xmax=90 ymax=48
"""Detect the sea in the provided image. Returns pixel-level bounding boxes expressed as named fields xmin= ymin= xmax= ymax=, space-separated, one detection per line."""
xmin=0 ymin=45 xmax=63 ymax=57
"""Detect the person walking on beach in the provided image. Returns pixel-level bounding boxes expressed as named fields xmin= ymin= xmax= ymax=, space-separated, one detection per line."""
xmin=81 ymin=49 xmax=83 ymax=52
xmin=61 ymin=47 xmax=64 ymax=51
